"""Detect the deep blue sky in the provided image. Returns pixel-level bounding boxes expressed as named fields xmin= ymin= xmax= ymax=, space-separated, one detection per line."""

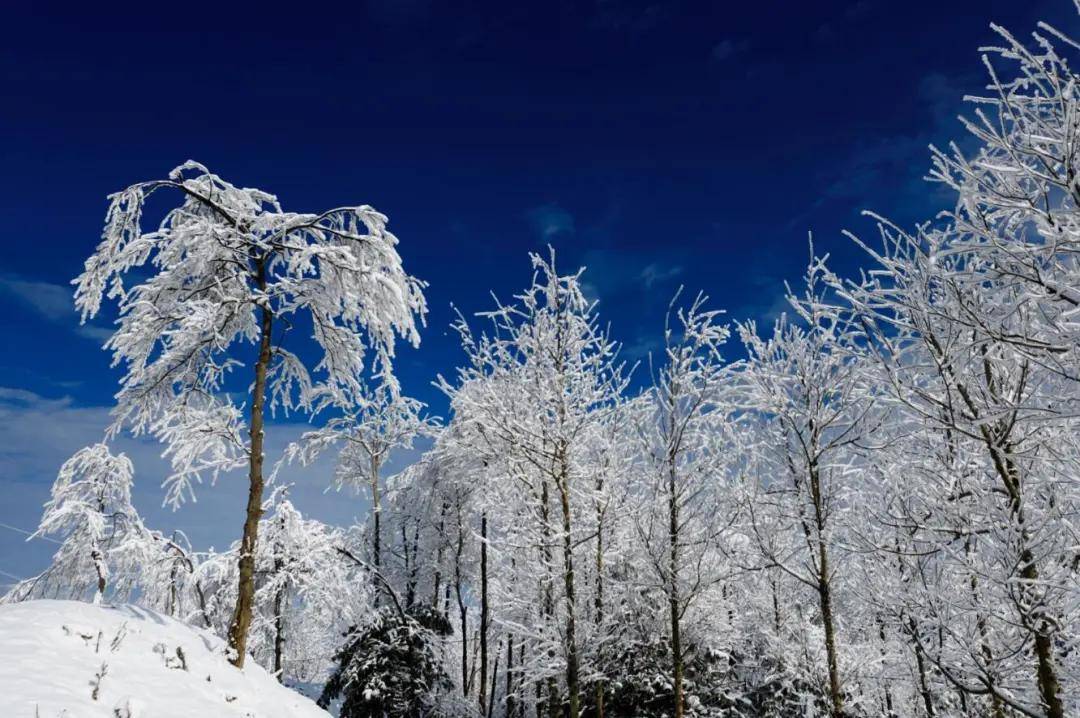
xmin=1 ymin=0 xmax=1076 ymax=580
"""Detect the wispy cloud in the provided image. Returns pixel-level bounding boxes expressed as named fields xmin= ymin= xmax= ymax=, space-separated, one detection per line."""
xmin=525 ymin=203 xmax=576 ymax=240
xmin=0 ymin=277 xmax=74 ymax=322
xmin=580 ymin=249 xmax=684 ymax=301
xmin=710 ymin=38 xmax=750 ymax=63
xmin=640 ymin=262 xmax=683 ymax=288
xmin=0 ymin=275 xmax=112 ymax=343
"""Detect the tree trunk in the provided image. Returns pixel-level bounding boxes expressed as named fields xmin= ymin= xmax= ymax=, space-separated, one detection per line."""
xmin=455 ymin=514 xmax=469 ymax=697
xmin=433 ymin=501 xmax=448 ymax=607
xmin=969 ymin=542 xmax=1005 ymax=718
xmin=905 ymin=618 xmax=934 ymax=717
xmin=488 ymin=638 xmax=501 ymax=718
xmin=818 ymin=573 xmax=842 ymax=718
xmin=92 ymin=493 xmax=108 ymax=603
xmin=227 ymin=263 xmax=273 ymax=668
xmin=809 ymin=465 xmax=842 ymax=718
xmin=557 ymin=476 xmax=581 ymax=718
xmin=1023 ymin=552 xmax=1063 ymax=718
xmin=370 ymin=454 xmax=382 ymax=571
xmin=963 ymin=357 xmax=1063 ymax=718
xmin=985 ymin=438 xmax=1062 ymax=718
xmin=540 ymin=481 xmax=559 ymax=718
xmin=668 ymin=458 xmax=684 ymax=718
xmin=594 ymin=493 xmax=605 ymax=718
xmin=876 ymin=618 xmax=893 ymax=717
xmin=506 ymin=634 xmax=516 ymax=718
xmin=272 ymin=577 xmax=286 ymax=681
xmin=771 ymin=574 xmax=782 ymax=633
xmin=480 ymin=513 xmax=489 ymax=715
xmin=91 ymin=546 xmax=107 ymax=604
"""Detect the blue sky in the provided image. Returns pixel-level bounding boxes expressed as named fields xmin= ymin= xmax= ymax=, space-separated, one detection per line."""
xmin=1 ymin=0 xmax=1076 ymax=582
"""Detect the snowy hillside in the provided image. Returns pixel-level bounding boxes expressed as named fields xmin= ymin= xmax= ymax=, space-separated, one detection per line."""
xmin=0 ymin=600 xmax=329 ymax=718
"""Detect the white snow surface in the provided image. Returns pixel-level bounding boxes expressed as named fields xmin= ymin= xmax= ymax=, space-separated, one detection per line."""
xmin=0 ymin=599 xmax=330 ymax=718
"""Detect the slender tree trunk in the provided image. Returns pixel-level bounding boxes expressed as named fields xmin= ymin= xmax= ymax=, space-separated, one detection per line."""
xmin=90 ymin=544 xmax=107 ymax=604
xmin=92 ymin=495 xmax=107 ymax=603
xmin=877 ymin=618 xmax=893 ymax=717
xmin=1007 ymin=539 xmax=1063 ymax=718
xmin=557 ymin=472 xmax=581 ymax=718
xmin=272 ymin=578 xmax=286 ymax=681
xmin=771 ymin=573 xmax=782 ymax=634
xmin=480 ymin=513 xmax=490 ymax=715
xmin=488 ymin=638 xmax=501 ymax=718
xmin=962 ymin=360 xmax=1062 ymax=718
xmin=968 ymin=541 xmax=1005 ymax=718
xmin=404 ymin=523 xmax=420 ymax=608
xmin=1001 ymin=468 xmax=1063 ymax=718
xmin=809 ymin=465 xmax=842 ymax=718
xmin=540 ymin=481 xmax=559 ymax=718
xmin=167 ymin=558 xmax=179 ymax=616
xmin=370 ymin=454 xmax=382 ymax=571
xmin=506 ymin=634 xmax=516 ymax=718
xmin=818 ymin=573 xmax=842 ymax=718
xmin=594 ymin=493 xmax=605 ymax=718
xmin=455 ymin=514 xmax=469 ymax=697
xmin=433 ymin=501 xmax=448 ymax=607
xmin=904 ymin=618 xmax=935 ymax=718
xmin=227 ymin=261 xmax=273 ymax=667
xmin=668 ymin=459 xmax=684 ymax=718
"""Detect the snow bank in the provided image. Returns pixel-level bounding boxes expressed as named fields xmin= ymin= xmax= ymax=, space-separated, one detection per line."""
xmin=0 ymin=599 xmax=329 ymax=718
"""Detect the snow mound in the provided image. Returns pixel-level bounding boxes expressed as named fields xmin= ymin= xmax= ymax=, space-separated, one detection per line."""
xmin=0 ymin=599 xmax=329 ymax=718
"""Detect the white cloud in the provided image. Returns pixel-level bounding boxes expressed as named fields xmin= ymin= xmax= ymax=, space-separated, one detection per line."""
xmin=579 ymin=249 xmax=684 ymax=300
xmin=525 ymin=204 xmax=575 ymax=239
xmin=0 ymin=275 xmax=112 ymax=342
xmin=640 ymin=262 xmax=683 ymax=288
xmin=0 ymin=276 xmax=75 ymax=322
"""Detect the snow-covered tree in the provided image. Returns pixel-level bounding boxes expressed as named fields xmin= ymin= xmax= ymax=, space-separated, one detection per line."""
xmin=735 ymin=260 xmax=886 ymax=718
xmin=252 ymin=491 xmax=359 ymax=682
xmin=288 ymin=372 xmax=433 ymax=577
xmin=437 ymin=249 xmax=627 ymax=718
xmin=72 ymin=161 xmax=426 ymax=665
xmin=6 ymin=444 xmax=144 ymax=604
xmin=824 ymin=15 xmax=1080 ymax=717
xmin=631 ymin=290 xmax=732 ymax=718
xmin=318 ymin=603 xmax=460 ymax=718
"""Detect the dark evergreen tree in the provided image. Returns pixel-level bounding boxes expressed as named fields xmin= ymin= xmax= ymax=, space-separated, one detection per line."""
xmin=318 ymin=604 xmax=453 ymax=717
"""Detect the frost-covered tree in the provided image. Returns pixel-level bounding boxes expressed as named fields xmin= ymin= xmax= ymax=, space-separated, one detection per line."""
xmin=631 ymin=290 xmax=732 ymax=718
xmin=137 ymin=529 xmax=214 ymax=628
xmin=437 ymin=250 xmax=627 ymax=718
xmin=288 ymin=372 xmax=433 ymax=576
xmin=735 ymin=261 xmax=886 ymax=718
xmin=5 ymin=444 xmax=144 ymax=604
xmin=825 ymin=15 xmax=1080 ymax=717
xmin=252 ymin=491 xmax=359 ymax=682
xmin=836 ymin=219 xmax=1077 ymax=717
xmin=72 ymin=161 xmax=426 ymax=665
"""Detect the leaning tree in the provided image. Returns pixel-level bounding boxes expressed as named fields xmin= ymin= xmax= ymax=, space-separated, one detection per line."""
xmin=73 ymin=161 xmax=426 ymax=665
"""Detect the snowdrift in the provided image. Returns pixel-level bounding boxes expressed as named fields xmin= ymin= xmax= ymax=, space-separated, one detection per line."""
xmin=0 ymin=599 xmax=329 ymax=718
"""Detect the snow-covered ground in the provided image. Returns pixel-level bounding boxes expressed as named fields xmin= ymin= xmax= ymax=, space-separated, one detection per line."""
xmin=0 ymin=599 xmax=329 ymax=718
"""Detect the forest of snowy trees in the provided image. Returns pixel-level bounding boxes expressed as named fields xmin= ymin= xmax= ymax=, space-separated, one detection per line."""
xmin=5 ymin=9 xmax=1080 ymax=718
